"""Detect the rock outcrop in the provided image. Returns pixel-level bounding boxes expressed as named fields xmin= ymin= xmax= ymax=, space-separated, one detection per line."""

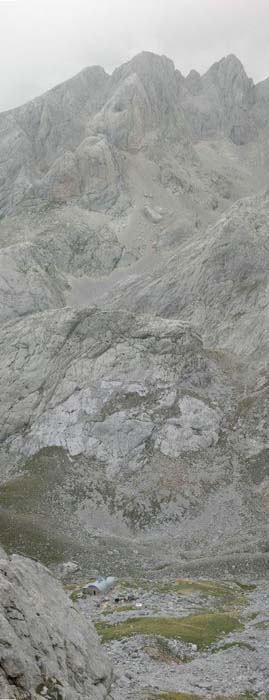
xmin=103 ymin=191 xmax=269 ymax=369
xmin=0 ymin=205 xmax=125 ymax=323
xmin=0 ymin=546 xmax=112 ymax=699
xmin=0 ymin=304 xmax=267 ymax=562
xmin=0 ymin=307 xmax=221 ymax=462
xmin=181 ymin=54 xmax=257 ymax=144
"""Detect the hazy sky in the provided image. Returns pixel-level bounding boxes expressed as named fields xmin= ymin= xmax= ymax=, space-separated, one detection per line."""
xmin=1 ymin=0 xmax=269 ymax=112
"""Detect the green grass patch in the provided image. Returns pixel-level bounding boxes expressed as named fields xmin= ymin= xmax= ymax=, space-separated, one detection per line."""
xmin=97 ymin=611 xmax=242 ymax=648
xmin=100 ymin=604 xmax=135 ymax=616
xmin=0 ymin=448 xmax=94 ymax=566
xmin=157 ymin=578 xmax=239 ymax=598
xmin=70 ymin=589 xmax=84 ymax=603
xmin=234 ymin=581 xmax=256 ymax=592
xmin=117 ymin=577 xmax=248 ymax=605
xmin=0 ymin=448 xmax=67 ymax=511
xmin=0 ymin=508 xmax=69 ymax=565
xmin=114 ymin=604 xmax=135 ymax=613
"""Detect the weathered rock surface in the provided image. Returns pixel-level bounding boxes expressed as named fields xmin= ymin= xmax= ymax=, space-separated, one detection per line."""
xmin=0 ymin=305 xmax=267 ymax=565
xmin=0 ymin=66 xmax=110 ymax=215
xmin=0 ymin=307 xmax=220 ymax=461
xmin=0 ymin=546 xmax=112 ymax=699
xmin=92 ymin=52 xmax=189 ymax=151
xmin=181 ymin=54 xmax=257 ymax=144
xmin=103 ymin=191 xmax=269 ymax=369
xmin=0 ymin=241 xmax=66 ymax=323
xmin=0 ymin=205 xmax=125 ymax=322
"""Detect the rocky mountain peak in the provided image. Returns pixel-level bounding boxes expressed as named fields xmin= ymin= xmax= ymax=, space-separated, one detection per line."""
xmin=205 ymin=53 xmax=253 ymax=97
xmin=209 ymin=52 xmax=247 ymax=74
xmin=185 ymin=69 xmax=202 ymax=95
xmin=90 ymin=50 xmax=188 ymax=151
xmin=112 ymin=50 xmax=176 ymax=80
xmin=181 ymin=52 xmax=257 ymax=143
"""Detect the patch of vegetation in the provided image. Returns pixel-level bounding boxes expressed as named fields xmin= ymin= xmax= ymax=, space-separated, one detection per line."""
xmin=212 ymin=641 xmax=255 ymax=653
xmin=149 ymin=692 xmax=258 ymax=700
xmin=157 ymin=578 xmax=239 ymax=598
xmin=100 ymin=603 xmax=135 ymax=616
xmin=97 ymin=611 xmax=242 ymax=648
xmin=68 ymin=580 xmax=99 ymax=603
xmin=254 ymin=620 xmax=269 ymax=630
xmin=70 ymin=589 xmax=84 ymax=603
xmin=234 ymin=581 xmax=256 ymax=592
xmin=100 ymin=607 xmax=114 ymax=616
xmin=117 ymin=578 xmax=151 ymax=591
xmin=119 ymin=492 xmax=166 ymax=531
xmin=36 ymin=676 xmax=63 ymax=699
xmin=248 ymin=612 xmax=258 ymax=620
xmin=216 ymin=695 xmax=257 ymax=700
xmin=0 ymin=447 xmax=91 ymax=565
xmin=0 ymin=508 xmax=69 ymax=565
xmin=64 ymin=579 xmax=95 ymax=593
xmin=117 ymin=577 xmax=249 ymax=604
xmin=0 ymin=448 xmax=68 ymax=519
xmin=114 ymin=603 xmax=135 ymax=613
xmin=150 ymin=693 xmax=201 ymax=700
xmin=145 ymin=638 xmax=189 ymax=664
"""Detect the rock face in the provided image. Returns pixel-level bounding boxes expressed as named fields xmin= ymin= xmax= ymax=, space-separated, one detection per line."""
xmin=0 ymin=66 xmax=110 ymax=215
xmin=181 ymin=54 xmax=256 ymax=143
xmin=0 ymin=50 xmax=268 ymax=570
xmin=0 ymin=307 xmax=221 ymax=464
xmin=0 ymin=241 xmax=65 ymax=324
xmin=0 ymin=206 xmax=125 ymax=323
xmin=0 ymin=546 xmax=112 ymax=699
xmin=0 ymin=305 xmax=266 ymax=561
xmin=104 ymin=191 xmax=269 ymax=368
xmin=93 ymin=52 xmax=188 ymax=150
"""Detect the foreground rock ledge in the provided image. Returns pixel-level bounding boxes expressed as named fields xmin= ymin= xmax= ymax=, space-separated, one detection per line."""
xmin=0 ymin=546 xmax=112 ymax=699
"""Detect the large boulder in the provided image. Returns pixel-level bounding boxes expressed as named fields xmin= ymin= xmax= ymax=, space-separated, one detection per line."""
xmin=0 ymin=547 xmax=112 ymax=699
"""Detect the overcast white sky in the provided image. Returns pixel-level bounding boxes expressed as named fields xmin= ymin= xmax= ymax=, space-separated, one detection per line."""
xmin=1 ymin=0 xmax=269 ymax=112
